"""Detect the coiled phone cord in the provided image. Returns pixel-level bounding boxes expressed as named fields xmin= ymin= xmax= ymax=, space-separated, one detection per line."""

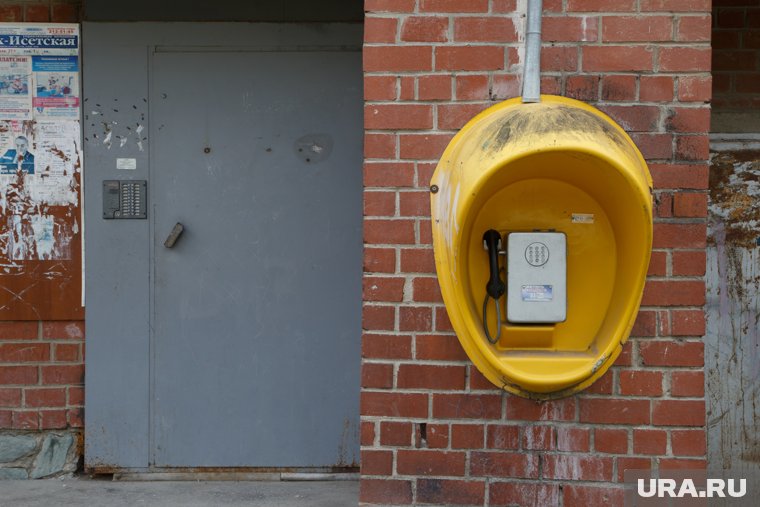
xmin=482 ymin=230 xmax=506 ymax=345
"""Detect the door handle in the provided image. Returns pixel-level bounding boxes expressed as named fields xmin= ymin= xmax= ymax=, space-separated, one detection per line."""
xmin=164 ymin=222 xmax=185 ymax=248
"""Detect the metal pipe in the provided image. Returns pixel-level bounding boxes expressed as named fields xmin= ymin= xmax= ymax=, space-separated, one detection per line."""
xmin=521 ymin=0 xmax=543 ymax=103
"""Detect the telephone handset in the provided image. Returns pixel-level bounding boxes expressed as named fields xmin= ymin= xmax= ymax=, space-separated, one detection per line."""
xmin=482 ymin=229 xmax=505 ymax=344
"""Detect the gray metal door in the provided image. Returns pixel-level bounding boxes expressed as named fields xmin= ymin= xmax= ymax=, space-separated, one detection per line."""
xmin=83 ymin=23 xmax=363 ymax=470
xmin=150 ymin=50 xmax=362 ymax=467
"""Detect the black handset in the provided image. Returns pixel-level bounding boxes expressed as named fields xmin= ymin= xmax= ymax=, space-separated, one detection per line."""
xmin=482 ymin=229 xmax=505 ymax=344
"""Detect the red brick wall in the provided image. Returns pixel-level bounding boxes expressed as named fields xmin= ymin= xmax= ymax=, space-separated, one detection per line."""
xmin=361 ymin=0 xmax=710 ymax=504
xmin=0 ymin=0 xmax=83 ymax=433
xmin=712 ymin=0 xmax=760 ymax=112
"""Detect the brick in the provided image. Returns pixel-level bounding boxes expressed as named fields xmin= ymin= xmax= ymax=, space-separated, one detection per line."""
xmin=25 ymin=5 xmax=50 ymax=22
xmin=363 ymin=276 xmax=404 ymax=302
xmin=614 ymin=341 xmax=633 ymax=366
xmin=470 ymin=452 xmax=539 ymax=478
xmin=0 ymin=409 xmax=10 ymax=426
xmin=506 ymin=397 xmax=575 ymax=421
xmin=581 ymin=399 xmax=650 ymax=425
xmin=419 ymin=0 xmax=489 ymax=13
xmin=454 ymin=17 xmax=517 ymax=42
xmin=364 ymin=219 xmax=416 ymax=245
xmin=399 ymin=306 xmax=432 ymax=331
xmin=364 ymin=134 xmax=396 ymax=159
xmin=361 ymin=450 xmax=393 ymax=475
xmin=647 ymin=251 xmax=667 ymax=276
xmin=400 ymin=248 xmax=435 ymax=273
xmin=418 ymin=479 xmax=486 ymax=505
xmin=617 ymin=457 xmax=652 ymax=481
xmin=564 ymin=485 xmax=625 ymax=507
xmin=364 ymin=191 xmax=395 ymax=218
xmin=417 ymin=163 xmax=437 ymax=188
xmin=584 ymin=46 xmax=654 ymax=72
xmin=397 ymin=449 xmax=465 ymax=476
xmin=641 ymin=280 xmax=705 ymax=306
xmin=436 ymin=46 xmax=504 ymax=71
xmin=652 ymin=399 xmax=705 ymax=426
xmin=661 ymin=47 xmax=711 ymax=72
xmin=24 ymin=388 xmax=66 ymax=408
xmin=557 ymin=427 xmax=591 ymax=452
xmin=672 ymin=250 xmax=705 ymax=276
xmin=677 ymin=15 xmax=711 ymax=41
xmin=634 ymin=429 xmax=667 ymax=455
xmin=671 ymin=429 xmax=706 ymax=456
xmin=400 ymin=16 xmax=448 ymax=43
xmin=53 ymin=343 xmax=80 ymax=362
xmin=12 ymin=410 xmax=38 ymax=430
xmin=412 ymin=277 xmax=441 ymax=303
xmin=655 ymin=192 xmax=673 ymax=218
xmin=67 ymin=408 xmax=83 ymax=428
xmin=0 ymin=6 xmax=22 ymax=22
xmin=0 ymin=343 xmax=49 ymax=362
xmin=42 ymin=321 xmax=83 ymax=340
xmin=456 ymin=74 xmax=490 ymax=100
xmin=713 ymin=50 xmax=756 ymax=72
xmin=492 ymin=0 xmax=518 ymax=12
xmin=364 ymin=17 xmax=398 ymax=43
xmin=490 ymin=482 xmax=560 ymax=507
xmin=361 ymin=392 xmax=429 ymax=418
xmin=602 ymin=16 xmax=673 ymax=42
xmin=523 ymin=425 xmax=554 ymax=450
xmin=418 ymin=75 xmax=451 ymax=101
xmin=451 ymin=424 xmax=484 ymax=449
xmin=360 ymin=479 xmax=412 ymax=504
xmin=659 ymin=457 xmax=707 ymax=469
xmin=568 ymin=0 xmax=635 ymax=11
xmin=670 ymin=370 xmax=705 ymax=397
xmin=365 ymin=104 xmax=433 ymax=130
xmin=398 ymin=364 xmax=465 ymax=390
xmin=399 ymin=133 xmax=453 ymax=160
xmin=640 ymin=340 xmax=703 ymax=367
xmin=435 ymin=307 xmax=454 ymax=332
xmin=399 ymin=76 xmax=415 ymax=100
xmin=667 ymin=107 xmax=710 ymax=134
xmin=566 ymin=75 xmax=599 ymax=101
xmin=599 ymin=105 xmax=660 ymax=132
xmin=399 ymin=191 xmax=430 ymax=217
xmin=541 ymin=46 xmax=578 ymax=72
xmin=640 ymin=76 xmax=674 ymax=102
xmin=0 ymin=321 xmax=38 ymax=340
xmin=380 ymin=421 xmax=413 ymax=446
xmin=654 ymin=223 xmax=706 ymax=248
xmin=586 ymin=370 xmax=614 ymax=394
xmin=41 ymin=365 xmax=83 ymax=385
xmin=365 ymin=0 xmax=415 ymax=12
xmin=364 ymin=76 xmax=396 ymax=101
xmin=650 ymin=163 xmax=708 ymax=189
xmin=619 ymin=370 xmax=663 ymax=396
xmin=595 ymin=428 xmax=629 ymax=453
xmin=736 ymin=74 xmax=760 ymax=93
xmin=469 ymin=368 xmax=496 ymax=390
xmin=51 ymin=3 xmax=79 ymax=22
xmin=486 ymin=425 xmax=520 ymax=450
xmin=0 ymin=387 xmax=21 ymax=407
xmin=361 ymin=421 xmax=375 ymax=446
xmin=40 ymin=410 xmax=67 ymax=429
xmin=630 ymin=133 xmax=673 ymax=159
xmin=362 ymin=305 xmax=395 ymax=331
xmin=673 ymin=192 xmax=707 ymax=217
xmin=491 ymin=74 xmax=521 ymax=100
xmin=421 ymin=423 xmax=449 ymax=448
xmin=433 ymin=393 xmax=502 ymax=419
xmin=671 ymin=309 xmax=705 ymax=336
xmin=0 ymin=365 xmax=37 ymax=385
xmin=601 ymin=74 xmax=636 ymax=101
xmin=437 ymin=103 xmax=490 ymax=130
xmin=364 ymin=248 xmax=396 ymax=274
xmin=362 ymin=363 xmax=394 ymax=389
xmin=415 ymin=335 xmax=466 ymax=361
xmin=543 ymin=455 xmax=613 ymax=481
xmin=640 ymin=0 xmax=711 ymax=11
xmin=364 ymin=46 xmax=433 ymax=72
xmin=68 ymin=386 xmax=84 ymax=406
xmin=365 ymin=162 xmax=415 ymax=187
xmin=543 ymin=16 xmax=598 ymax=42
xmin=363 ymin=334 xmax=412 ymax=360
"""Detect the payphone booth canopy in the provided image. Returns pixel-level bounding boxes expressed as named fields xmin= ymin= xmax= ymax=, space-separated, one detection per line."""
xmin=430 ymin=95 xmax=653 ymax=399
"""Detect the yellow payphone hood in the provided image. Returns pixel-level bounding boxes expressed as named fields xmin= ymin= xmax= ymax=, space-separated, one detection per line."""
xmin=430 ymin=95 xmax=653 ymax=399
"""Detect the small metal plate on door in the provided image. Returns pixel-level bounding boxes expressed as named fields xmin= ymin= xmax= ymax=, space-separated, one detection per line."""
xmin=103 ymin=180 xmax=147 ymax=219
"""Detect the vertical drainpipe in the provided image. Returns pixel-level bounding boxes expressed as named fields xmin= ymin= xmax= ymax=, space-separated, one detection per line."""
xmin=521 ymin=0 xmax=543 ymax=103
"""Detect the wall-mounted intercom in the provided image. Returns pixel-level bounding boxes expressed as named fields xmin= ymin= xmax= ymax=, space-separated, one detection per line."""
xmin=102 ymin=180 xmax=147 ymax=219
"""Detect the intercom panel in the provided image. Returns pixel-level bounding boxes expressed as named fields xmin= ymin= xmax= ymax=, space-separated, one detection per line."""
xmin=506 ymin=232 xmax=567 ymax=324
xmin=102 ymin=180 xmax=147 ymax=219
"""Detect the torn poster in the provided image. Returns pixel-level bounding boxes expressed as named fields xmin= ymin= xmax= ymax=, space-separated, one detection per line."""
xmin=32 ymin=55 xmax=79 ymax=119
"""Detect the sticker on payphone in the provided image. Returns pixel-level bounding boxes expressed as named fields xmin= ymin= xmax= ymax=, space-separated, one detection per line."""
xmin=521 ymin=285 xmax=554 ymax=302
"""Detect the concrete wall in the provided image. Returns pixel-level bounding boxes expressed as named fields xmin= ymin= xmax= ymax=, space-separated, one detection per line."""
xmin=359 ymin=0 xmax=711 ymax=504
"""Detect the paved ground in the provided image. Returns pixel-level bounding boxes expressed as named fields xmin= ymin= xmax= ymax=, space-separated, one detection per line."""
xmin=0 ymin=476 xmax=360 ymax=507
